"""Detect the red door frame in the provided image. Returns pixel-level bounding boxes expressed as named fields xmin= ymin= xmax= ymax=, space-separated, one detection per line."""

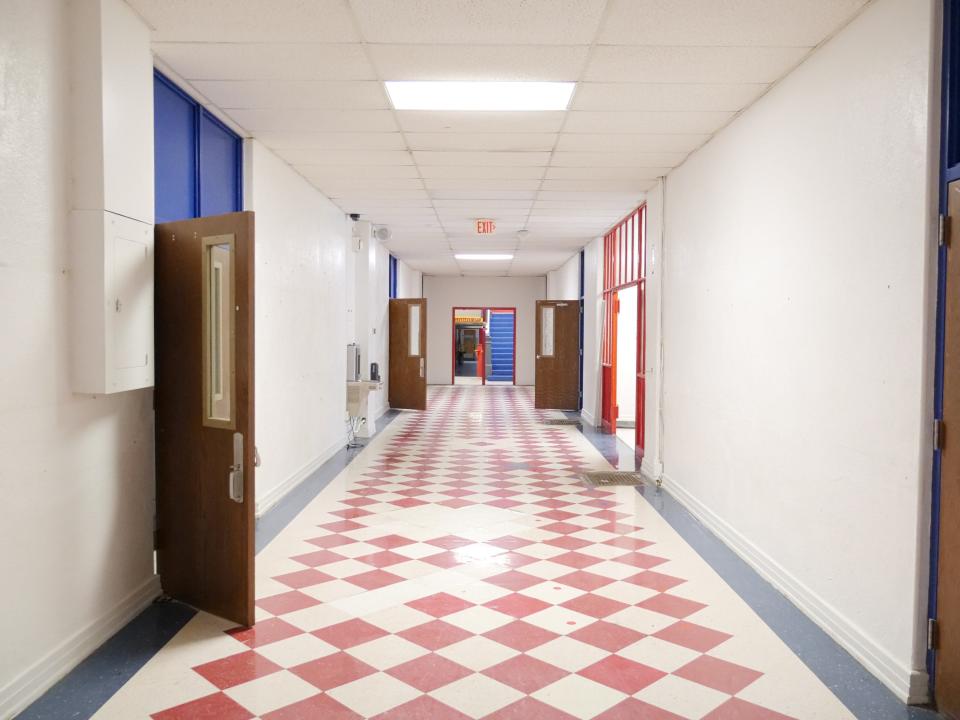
xmin=451 ymin=306 xmax=517 ymax=385
xmin=601 ymin=205 xmax=646 ymax=460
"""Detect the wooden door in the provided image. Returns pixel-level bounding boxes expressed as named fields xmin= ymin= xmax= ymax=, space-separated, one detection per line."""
xmin=938 ymin=182 xmax=960 ymax=715
xmin=155 ymin=212 xmax=255 ymax=627
xmin=535 ymin=300 xmax=580 ymax=409
xmin=601 ymin=293 xmax=619 ymax=432
xmin=390 ymin=298 xmax=427 ymax=410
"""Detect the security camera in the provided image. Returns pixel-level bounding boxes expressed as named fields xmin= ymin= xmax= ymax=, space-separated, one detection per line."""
xmin=349 ymin=213 xmax=361 ymax=222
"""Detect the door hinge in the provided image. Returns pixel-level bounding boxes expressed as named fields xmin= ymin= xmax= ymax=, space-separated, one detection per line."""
xmin=940 ymin=214 xmax=951 ymax=248
xmin=934 ymin=418 xmax=945 ymax=451
xmin=929 ymin=618 xmax=938 ymax=650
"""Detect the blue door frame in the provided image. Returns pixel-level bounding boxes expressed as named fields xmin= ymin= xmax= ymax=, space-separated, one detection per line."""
xmin=930 ymin=0 xmax=957 ymax=693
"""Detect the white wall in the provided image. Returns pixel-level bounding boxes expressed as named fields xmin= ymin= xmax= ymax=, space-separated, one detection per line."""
xmin=658 ymin=0 xmax=937 ymax=701
xmin=615 ymin=285 xmax=637 ymax=423
xmin=422 ymin=276 xmax=546 ymax=385
xmin=396 ymin=260 xmax=422 ymax=299
xmin=0 ymin=2 xmax=159 ymax=716
xmin=581 ymin=237 xmax=604 ymax=426
xmin=246 ymin=140 xmax=351 ymax=513
xmin=643 ymin=181 xmax=665 ymax=476
xmin=546 ymin=255 xmax=579 ymax=300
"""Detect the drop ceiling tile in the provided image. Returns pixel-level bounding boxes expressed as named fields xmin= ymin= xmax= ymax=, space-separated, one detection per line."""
xmin=256 ymin=132 xmax=406 ymax=150
xmin=564 ymin=111 xmax=735 ymax=134
xmin=599 ymin=0 xmax=866 ymax=47
xmin=585 ymin=45 xmax=809 ymax=84
xmin=420 ymin=166 xmax=545 ymax=180
xmin=555 ymin=133 xmax=709 ymax=153
xmin=276 ymin=149 xmax=414 ymax=166
xmin=424 ymin=179 xmax=542 ymax=191
xmin=536 ymin=191 xmax=645 ymax=203
xmin=332 ymin=190 xmax=431 ymax=202
xmin=432 ymin=200 xmax=533 ymax=210
xmin=397 ymin=112 xmax=565 ymax=134
xmin=154 ymin=43 xmax=375 ymax=80
xmin=190 ymin=81 xmax=390 ymax=110
xmin=544 ymin=167 xmax=666 ymax=180
xmin=370 ymin=44 xmax=589 ymax=81
xmin=413 ymin=151 xmax=551 ymax=167
xmin=406 ymin=133 xmax=558 ymax=151
xmin=298 ymin=165 xmax=420 ymax=180
xmin=571 ymin=82 xmax=768 ymax=112
xmin=227 ymin=109 xmax=398 ymax=133
xmin=350 ymin=0 xmax=606 ymax=44
xmin=129 ymin=0 xmax=359 ymax=41
xmin=551 ymin=151 xmax=686 ymax=167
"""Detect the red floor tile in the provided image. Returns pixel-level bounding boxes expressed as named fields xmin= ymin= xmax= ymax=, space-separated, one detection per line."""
xmin=372 ymin=695 xmax=472 ymax=720
xmin=654 ymin=621 xmax=732 ymax=653
xmin=312 ymin=618 xmax=388 ymax=649
xmin=344 ymin=568 xmax=405 ymax=590
xmin=353 ymin=549 xmax=409 ymax=568
xmin=593 ymin=698 xmax=687 ymax=720
xmin=290 ymin=652 xmax=376 ymax=690
xmin=578 ymin=655 xmax=666 ymax=694
xmin=624 ymin=571 xmax=686 ymax=592
xmin=637 ymin=593 xmax=707 ymax=619
xmin=367 ymin=534 xmax=416 ymax=549
xmin=568 ymin=620 xmax=645 ymax=652
xmin=192 ymin=650 xmax=282 ymax=690
xmin=256 ymin=590 xmax=320 ymax=616
xmin=485 ymin=570 xmax=544 ymax=591
xmin=427 ymin=535 xmax=476 ymax=549
xmin=550 ymin=551 xmax=604 ymax=569
xmin=560 ymin=593 xmax=629 ymax=618
xmin=407 ymin=592 xmax=475 ymax=617
xmin=262 ymin=693 xmax=362 ymax=720
xmin=554 ymin=570 xmax=616 ymax=592
xmin=612 ymin=551 xmax=670 ymax=569
xmin=484 ymin=592 xmax=552 ymax=618
xmin=226 ymin=618 xmax=302 ymax=648
xmin=483 ymin=620 xmax=558 ymax=651
xmin=398 ymin=619 xmax=474 ymax=650
xmin=290 ymin=548 xmax=347 ymax=567
xmin=702 ymin=698 xmax=796 ymax=719
xmin=271 ymin=568 xmax=335 ymax=589
xmin=151 ymin=692 xmax=253 ymax=720
xmin=422 ymin=550 xmax=464 ymax=569
xmin=386 ymin=653 xmax=473 ymax=692
xmin=306 ymin=534 xmax=354 ymax=549
xmin=482 ymin=697 xmax=579 ymax=720
xmin=674 ymin=654 xmax=763 ymax=694
xmin=482 ymin=654 xmax=569 ymax=693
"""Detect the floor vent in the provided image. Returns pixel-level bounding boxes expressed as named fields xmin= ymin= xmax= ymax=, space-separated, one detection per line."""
xmin=581 ymin=471 xmax=644 ymax=487
xmin=540 ymin=418 xmax=581 ymax=425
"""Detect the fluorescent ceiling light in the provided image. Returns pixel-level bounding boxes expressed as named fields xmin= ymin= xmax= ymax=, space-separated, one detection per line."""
xmin=385 ymin=81 xmax=574 ymax=111
xmin=455 ymin=253 xmax=514 ymax=261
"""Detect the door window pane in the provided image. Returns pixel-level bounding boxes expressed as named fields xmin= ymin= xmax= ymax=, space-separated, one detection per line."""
xmin=203 ymin=234 xmax=235 ymax=427
xmin=541 ymin=305 xmax=555 ymax=357
xmin=409 ymin=303 xmax=421 ymax=356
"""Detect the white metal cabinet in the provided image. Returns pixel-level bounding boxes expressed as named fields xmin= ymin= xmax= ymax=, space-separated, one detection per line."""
xmin=71 ymin=210 xmax=154 ymax=394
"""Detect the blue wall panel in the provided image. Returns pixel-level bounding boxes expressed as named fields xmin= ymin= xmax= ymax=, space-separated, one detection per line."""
xmin=199 ymin=111 xmax=241 ymax=217
xmin=154 ymin=76 xmax=197 ymax=223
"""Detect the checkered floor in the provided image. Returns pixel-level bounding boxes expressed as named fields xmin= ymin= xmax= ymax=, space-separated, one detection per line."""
xmin=94 ymin=386 xmax=853 ymax=719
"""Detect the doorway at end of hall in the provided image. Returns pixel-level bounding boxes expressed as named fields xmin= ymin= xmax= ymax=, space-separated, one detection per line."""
xmin=452 ymin=307 xmax=516 ymax=386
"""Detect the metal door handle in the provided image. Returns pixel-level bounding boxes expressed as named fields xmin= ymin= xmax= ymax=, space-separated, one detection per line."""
xmin=254 ymin=446 xmax=261 ymax=467
xmin=229 ymin=432 xmax=244 ymax=503
xmin=419 ymin=357 xmax=424 ymax=378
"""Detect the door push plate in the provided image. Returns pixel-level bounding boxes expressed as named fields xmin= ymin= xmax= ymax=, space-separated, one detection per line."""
xmin=229 ymin=432 xmax=244 ymax=503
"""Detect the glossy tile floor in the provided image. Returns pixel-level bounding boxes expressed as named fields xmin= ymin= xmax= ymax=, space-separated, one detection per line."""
xmin=93 ymin=386 xmax=855 ymax=719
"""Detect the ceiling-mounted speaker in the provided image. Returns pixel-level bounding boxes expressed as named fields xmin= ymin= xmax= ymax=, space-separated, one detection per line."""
xmin=374 ymin=225 xmax=392 ymax=242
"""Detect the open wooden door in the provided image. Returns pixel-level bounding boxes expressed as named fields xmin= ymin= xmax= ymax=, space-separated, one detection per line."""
xmin=601 ymin=292 xmax=619 ymax=432
xmin=389 ymin=298 xmax=427 ymax=410
xmin=937 ymin=182 xmax=960 ymax=716
xmin=155 ymin=212 xmax=255 ymax=627
xmin=535 ymin=300 xmax=579 ymax=410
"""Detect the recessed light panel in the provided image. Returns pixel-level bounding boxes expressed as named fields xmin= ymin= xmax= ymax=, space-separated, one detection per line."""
xmin=386 ymin=81 xmax=574 ymax=111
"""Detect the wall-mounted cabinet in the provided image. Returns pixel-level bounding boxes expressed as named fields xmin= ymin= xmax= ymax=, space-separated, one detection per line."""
xmin=71 ymin=211 xmax=154 ymax=394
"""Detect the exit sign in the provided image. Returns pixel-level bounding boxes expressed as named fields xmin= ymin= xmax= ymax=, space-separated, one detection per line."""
xmin=475 ymin=219 xmax=496 ymax=234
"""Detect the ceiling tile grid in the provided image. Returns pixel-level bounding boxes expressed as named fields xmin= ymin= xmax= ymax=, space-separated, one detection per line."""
xmin=128 ymin=0 xmax=869 ymax=276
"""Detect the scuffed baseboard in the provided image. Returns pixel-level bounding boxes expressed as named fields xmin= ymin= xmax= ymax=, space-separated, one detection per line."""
xmin=659 ymin=472 xmax=928 ymax=704
xmin=0 ymin=574 xmax=161 ymax=719
xmin=255 ymin=435 xmax=346 ymax=518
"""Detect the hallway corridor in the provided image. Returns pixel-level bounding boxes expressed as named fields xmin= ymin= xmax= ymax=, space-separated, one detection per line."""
xmin=91 ymin=387 xmax=855 ymax=720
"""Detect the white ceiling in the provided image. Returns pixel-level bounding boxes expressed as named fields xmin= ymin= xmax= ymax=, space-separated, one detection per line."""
xmin=128 ymin=0 xmax=868 ymax=276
